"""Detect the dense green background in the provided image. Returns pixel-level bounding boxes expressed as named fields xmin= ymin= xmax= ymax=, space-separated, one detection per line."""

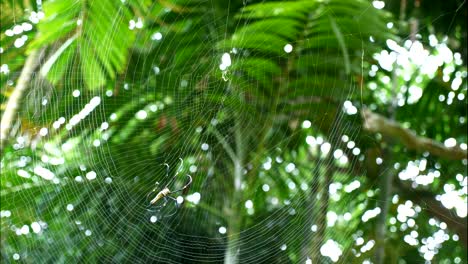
xmin=1 ymin=0 xmax=466 ymax=263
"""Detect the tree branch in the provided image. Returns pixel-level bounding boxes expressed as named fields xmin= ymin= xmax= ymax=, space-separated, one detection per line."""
xmin=362 ymin=109 xmax=467 ymax=160
xmin=209 ymin=126 xmax=237 ymax=164
xmin=396 ymin=184 xmax=467 ymax=248
xmin=1 ymin=48 xmax=45 ymax=154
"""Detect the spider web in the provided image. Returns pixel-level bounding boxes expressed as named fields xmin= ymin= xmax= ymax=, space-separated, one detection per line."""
xmin=1 ymin=0 xmax=466 ymax=263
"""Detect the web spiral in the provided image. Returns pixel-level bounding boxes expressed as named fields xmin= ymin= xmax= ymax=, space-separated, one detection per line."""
xmin=1 ymin=0 xmax=467 ymax=263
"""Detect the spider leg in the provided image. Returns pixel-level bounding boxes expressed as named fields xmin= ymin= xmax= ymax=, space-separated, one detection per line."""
xmin=171 ymin=175 xmax=193 ymax=194
xmin=146 ymin=200 xmax=166 ymax=212
xmin=162 ymin=163 xmax=170 ymax=184
xmin=166 ymin=196 xmax=177 ymax=202
xmin=173 ymin=158 xmax=184 ymax=178
xmin=164 ymin=158 xmax=185 ymax=188
xmin=162 ymin=196 xmax=169 ymax=207
xmin=163 ymin=196 xmax=179 ymax=217
xmin=146 ymin=190 xmax=155 ymax=203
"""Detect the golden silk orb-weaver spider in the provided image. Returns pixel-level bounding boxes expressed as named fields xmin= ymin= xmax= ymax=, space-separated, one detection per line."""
xmin=146 ymin=158 xmax=192 ymax=216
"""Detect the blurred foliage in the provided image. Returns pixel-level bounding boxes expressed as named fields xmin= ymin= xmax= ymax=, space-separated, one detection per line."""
xmin=1 ymin=0 xmax=466 ymax=263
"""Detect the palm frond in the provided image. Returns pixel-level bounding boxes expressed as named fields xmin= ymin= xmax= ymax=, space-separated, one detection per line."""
xmin=31 ymin=0 xmax=135 ymax=89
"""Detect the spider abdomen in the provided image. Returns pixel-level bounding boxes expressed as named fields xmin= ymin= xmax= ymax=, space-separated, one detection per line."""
xmin=150 ymin=187 xmax=171 ymax=205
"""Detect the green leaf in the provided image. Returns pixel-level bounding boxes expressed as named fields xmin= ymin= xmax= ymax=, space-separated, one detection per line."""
xmin=237 ymin=1 xmax=316 ymax=20
xmin=40 ymin=36 xmax=77 ymax=84
xmin=31 ymin=0 xmax=135 ymax=89
xmin=217 ymin=33 xmax=289 ymax=56
xmin=235 ymin=18 xmax=302 ymax=40
xmin=329 ymin=15 xmax=350 ymax=75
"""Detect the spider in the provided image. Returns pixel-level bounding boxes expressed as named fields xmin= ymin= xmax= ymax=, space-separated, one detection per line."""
xmin=146 ymin=158 xmax=192 ymax=215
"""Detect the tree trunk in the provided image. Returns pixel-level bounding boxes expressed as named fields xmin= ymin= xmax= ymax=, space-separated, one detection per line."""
xmin=300 ymin=110 xmax=341 ymax=263
xmin=374 ymin=57 xmax=399 ymax=264
xmin=1 ymin=48 xmax=44 ymax=153
xmin=300 ymin=147 xmax=335 ymax=263
xmin=312 ymin=155 xmax=334 ymax=263
xmin=224 ymin=115 xmax=244 ymax=264
xmin=375 ymin=167 xmax=394 ymax=263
